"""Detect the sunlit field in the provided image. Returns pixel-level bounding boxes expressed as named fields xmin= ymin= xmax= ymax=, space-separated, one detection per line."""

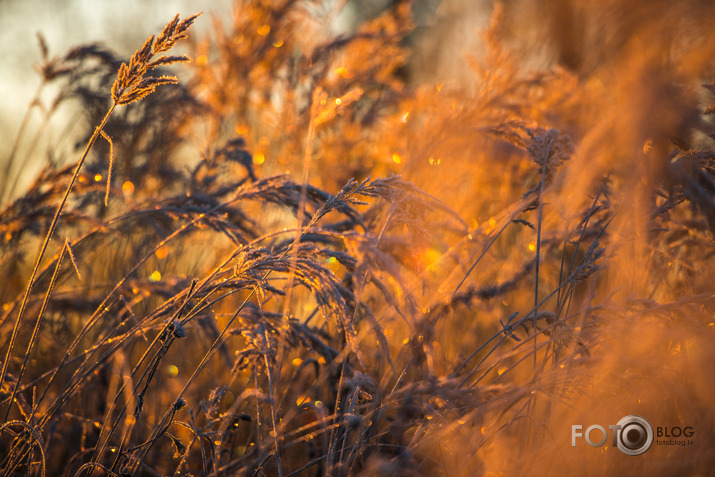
xmin=1 ymin=1 xmax=714 ymax=475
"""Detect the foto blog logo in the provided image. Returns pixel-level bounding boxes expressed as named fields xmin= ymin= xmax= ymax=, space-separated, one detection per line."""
xmin=572 ymin=415 xmax=654 ymax=456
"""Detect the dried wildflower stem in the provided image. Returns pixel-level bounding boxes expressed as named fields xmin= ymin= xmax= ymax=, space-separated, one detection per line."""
xmin=5 ymin=239 xmax=72 ymax=428
xmin=279 ymin=89 xmax=321 ymax=322
xmin=100 ymin=130 xmax=114 ymax=206
xmin=455 ymin=270 xmax=577 ymax=387
xmin=326 ymin=361 xmax=348 ymax=470
xmin=0 ymin=22 xmax=201 ymax=462
xmin=74 ymin=462 xmax=119 ymax=477
xmin=127 ymin=296 xmax=256 ymax=473
xmin=137 ymin=178 xmax=372 ymax=474
xmin=0 ymin=421 xmax=46 ymax=477
xmin=465 ymin=223 xmax=607 ymax=388
xmin=254 ymin=369 xmax=263 ymax=449
xmin=556 ymin=193 xmax=602 ymax=316
xmin=31 ymin=217 xmax=195 ymax=427
xmin=4 ymin=13 xmax=200 ymax=430
xmin=533 ymin=171 xmax=546 ymax=368
xmin=35 ymin=222 xmax=214 ymax=432
xmin=270 ymin=88 xmax=322 ymax=477
xmin=452 ymin=209 xmax=520 ymax=297
xmin=114 ymin=245 xmax=281 ymax=469
xmin=263 ymin=352 xmax=283 ymax=477
xmin=65 ymin=236 xmax=245 ymax=469
xmin=338 ymin=387 xmax=361 ymax=463
xmin=1 ymin=104 xmax=115 ymax=424
xmin=104 ymin=283 xmax=196 ymax=471
xmin=113 ymin=407 xmax=182 ymax=475
xmin=538 ymin=195 xmax=604 ymax=411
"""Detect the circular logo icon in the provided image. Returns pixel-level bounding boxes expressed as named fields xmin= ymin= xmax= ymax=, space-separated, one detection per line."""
xmin=615 ymin=415 xmax=653 ymax=456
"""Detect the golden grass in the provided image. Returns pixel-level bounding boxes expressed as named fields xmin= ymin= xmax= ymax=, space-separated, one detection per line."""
xmin=0 ymin=1 xmax=714 ymax=475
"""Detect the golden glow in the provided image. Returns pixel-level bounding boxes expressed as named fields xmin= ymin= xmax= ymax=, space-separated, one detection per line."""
xmin=334 ymin=66 xmax=353 ymax=79
xmin=326 ymin=256 xmax=340 ymax=273
xmin=643 ymin=139 xmax=653 ymax=154
xmin=155 ymin=245 xmax=168 ymax=260
xmin=121 ymin=181 xmax=134 ymax=196
xmin=9 ymin=6 xmax=713 ymax=475
xmin=420 ymin=248 xmax=442 ymax=271
xmin=486 ymin=218 xmax=497 ymax=234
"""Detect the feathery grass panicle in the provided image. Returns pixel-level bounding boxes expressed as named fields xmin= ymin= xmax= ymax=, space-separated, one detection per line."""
xmin=111 ymin=13 xmax=201 ymax=105
xmin=0 ymin=12 xmax=202 ymax=474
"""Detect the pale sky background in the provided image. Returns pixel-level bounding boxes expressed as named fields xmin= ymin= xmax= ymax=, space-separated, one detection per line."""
xmin=0 ymin=0 xmax=481 ymax=201
xmin=0 ymin=0 xmax=387 ymax=201
xmin=0 ymin=0 xmax=233 ymax=114
xmin=0 ymin=0 xmax=394 ymax=201
xmin=0 ymin=0 xmax=385 ymax=153
xmin=0 ymin=0 xmax=235 ymax=201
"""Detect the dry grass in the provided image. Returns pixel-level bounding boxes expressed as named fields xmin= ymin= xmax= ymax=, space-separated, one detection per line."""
xmin=1 ymin=1 xmax=714 ymax=475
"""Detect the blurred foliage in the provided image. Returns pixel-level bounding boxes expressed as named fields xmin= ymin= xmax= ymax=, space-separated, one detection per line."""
xmin=0 ymin=1 xmax=714 ymax=475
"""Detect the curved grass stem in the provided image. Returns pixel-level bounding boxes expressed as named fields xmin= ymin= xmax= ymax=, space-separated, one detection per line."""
xmin=1 ymin=104 xmax=116 ymax=424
